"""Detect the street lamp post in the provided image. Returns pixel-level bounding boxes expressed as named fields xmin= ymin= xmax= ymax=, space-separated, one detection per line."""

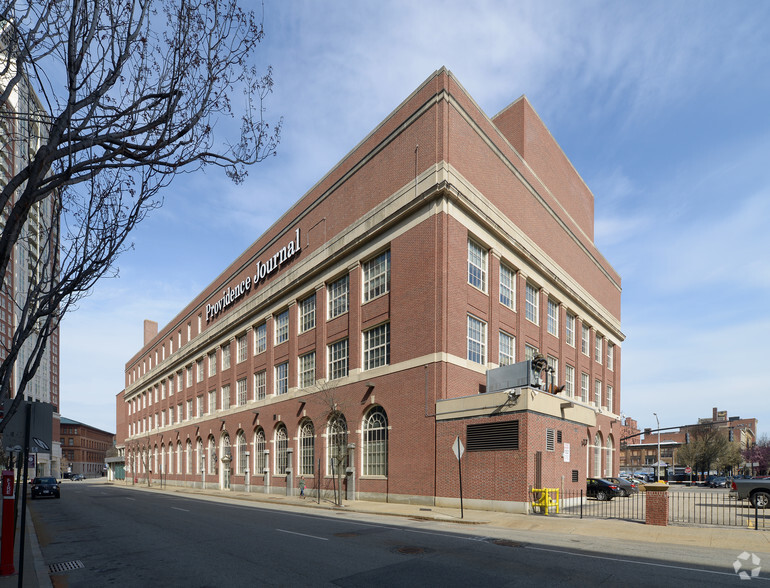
xmin=654 ymin=412 xmax=661 ymax=482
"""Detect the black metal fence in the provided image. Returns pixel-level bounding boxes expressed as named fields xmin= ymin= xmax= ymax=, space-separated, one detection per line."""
xmin=537 ymin=489 xmax=768 ymax=529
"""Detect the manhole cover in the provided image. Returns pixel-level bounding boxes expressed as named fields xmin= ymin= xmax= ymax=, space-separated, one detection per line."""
xmin=49 ymin=560 xmax=85 ymax=574
xmin=395 ymin=546 xmax=426 ymax=555
xmin=492 ymin=539 xmax=524 ymax=548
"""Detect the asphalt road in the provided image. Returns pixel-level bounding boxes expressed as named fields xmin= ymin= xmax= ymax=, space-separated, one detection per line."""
xmin=27 ymin=482 xmax=763 ymax=587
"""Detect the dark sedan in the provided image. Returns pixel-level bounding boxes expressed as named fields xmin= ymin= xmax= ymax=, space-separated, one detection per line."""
xmin=31 ymin=477 xmax=60 ymax=499
xmin=586 ymin=477 xmax=621 ymax=501
xmin=605 ymin=477 xmax=639 ymax=496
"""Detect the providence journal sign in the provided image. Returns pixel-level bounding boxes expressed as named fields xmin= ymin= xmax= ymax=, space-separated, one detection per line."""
xmin=206 ymin=228 xmax=301 ymax=322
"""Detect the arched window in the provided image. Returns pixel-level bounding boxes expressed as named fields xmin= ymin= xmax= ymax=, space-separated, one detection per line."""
xmin=237 ymin=431 xmax=247 ymax=475
xmin=605 ymin=435 xmax=614 ymax=477
xmin=168 ymin=445 xmax=173 ymax=475
xmin=196 ymin=438 xmax=203 ymax=474
xmin=363 ymin=407 xmax=388 ymax=476
xmin=327 ymin=414 xmax=348 ymax=476
xmin=208 ymin=436 xmax=217 ymax=474
xmin=186 ymin=440 xmax=193 ymax=474
xmin=255 ymin=428 xmax=266 ymax=473
xmin=161 ymin=444 xmax=166 ymax=475
xmin=593 ymin=433 xmax=602 ymax=477
xmin=176 ymin=441 xmax=183 ymax=473
xmin=153 ymin=446 xmax=158 ymax=473
xmin=299 ymin=420 xmax=315 ymax=476
xmin=222 ymin=433 xmax=231 ymax=465
xmin=275 ymin=425 xmax=288 ymax=475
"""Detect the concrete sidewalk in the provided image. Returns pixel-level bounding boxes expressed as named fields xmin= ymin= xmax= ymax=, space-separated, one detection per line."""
xmin=7 ymin=478 xmax=770 ymax=587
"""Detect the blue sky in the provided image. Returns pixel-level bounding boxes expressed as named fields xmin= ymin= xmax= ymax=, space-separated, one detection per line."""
xmin=60 ymin=1 xmax=770 ymax=438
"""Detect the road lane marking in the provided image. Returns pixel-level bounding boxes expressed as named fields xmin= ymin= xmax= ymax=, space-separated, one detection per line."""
xmin=171 ymin=507 xmax=190 ymax=512
xmin=125 ymin=497 xmax=136 ymax=501
xmin=276 ymin=529 xmax=328 ymax=541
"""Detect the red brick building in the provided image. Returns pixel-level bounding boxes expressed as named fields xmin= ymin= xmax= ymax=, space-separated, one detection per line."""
xmin=116 ymin=68 xmax=623 ymax=512
xmin=60 ymin=417 xmax=115 ymax=478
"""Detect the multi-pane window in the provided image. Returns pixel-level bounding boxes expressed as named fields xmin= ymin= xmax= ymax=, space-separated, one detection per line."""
xmin=363 ymin=323 xmax=390 ymax=370
xmin=221 ymin=384 xmax=231 ymax=410
xmin=254 ymin=430 xmax=266 ymax=473
xmin=169 ymin=377 xmax=175 ymax=396
xmin=607 ymin=343 xmax=615 ymax=371
xmin=275 ymin=311 xmax=289 ymax=345
xmin=237 ymin=431 xmax=247 ymax=475
xmin=275 ymin=362 xmax=289 ymax=395
xmin=275 ymin=426 xmax=288 ymax=475
xmin=581 ymin=373 xmax=589 ymax=403
xmin=499 ymin=331 xmax=515 ymax=366
xmin=196 ymin=395 xmax=204 ymax=417
xmin=328 ymin=275 xmax=349 ymax=319
xmin=525 ymin=283 xmax=539 ymax=324
xmin=254 ymin=323 xmax=267 ymax=354
xmin=467 ymin=315 xmax=487 ymax=365
xmin=363 ymin=250 xmax=390 ymax=302
xmin=595 ymin=335 xmax=603 ymax=363
xmin=208 ymin=437 xmax=216 ymax=474
xmin=177 ymin=404 xmax=183 ymax=422
xmin=237 ymin=334 xmax=247 ymax=363
xmin=327 ymin=415 xmax=348 ymax=474
xmin=328 ymin=339 xmax=349 ymax=380
xmin=208 ymin=390 xmax=216 ymax=414
xmin=565 ymin=365 xmax=575 ymax=398
xmin=525 ymin=344 xmax=539 ymax=361
xmin=222 ymin=344 xmax=231 ymax=370
xmin=254 ymin=370 xmax=266 ymax=400
xmin=186 ymin=365 xmax=193 ymax=387
xmin=499 ymin=263 xmax=515 ymax=309
xmin=197 ymin=359 xmax=204 ymax=382
xmin=547 ymin=355 xmax=558 ymax=386
xmin=237 ymin=378 xmax=247 ymax=406
xmin=581 ymin=325 xmax=590 ymax=356
xmin=594 ymin=380 xmax=602 ymax=407
xmin=299 ymin=421 xmax=315 ymax=476
xmin=208 ymin=351 xmax=216 ymax=376
xmin=467 ymin=239 xmax=487 ymax=292
xmin=299 ymin=295 xmax=316 ymax=333
xmin=299 ymin=352 xmax=316 ymax=388
xmin=177 ymin=372 xmax=183 ymax=392
xmin=607 ymin=385 xmax=614 ymax=413
xmin=565 ymin=313 xmax=576 ymax=347
xmin=547 ymin=300 xmax=559 ymax=336
xmin=363 ymin=407 xmax=388 ymax=476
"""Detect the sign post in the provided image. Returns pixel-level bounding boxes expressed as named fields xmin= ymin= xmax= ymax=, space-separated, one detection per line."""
xmin=452 ymin=436 xmax=465 ymax=519
xmin=0 ymin=470 xmax=15 ymax=575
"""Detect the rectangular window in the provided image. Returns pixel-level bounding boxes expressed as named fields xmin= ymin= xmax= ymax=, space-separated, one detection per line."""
xmin=186 ymin=366 xmax=193 ymax=387
xmin=467 ymin=315 xmax=487 ymax=365
xmin=595 ymin=335 xmax=603 ymax=363
xmin=254 ymin=323 xmax=267 ymax=354
xmin=299 ymin=352 xmax=316 ymax=388
xmin=208 ymin=390 xmax=216 ymax=414
xmin=363 ymin=323 xmax=390 ymax=370
xmin=169 ymin=407 xmax=174 ymax=425
xmin=607 ymin=385 xmax=614 ymax=413
xmin=237 ymin=334 xmax=248 ymax=363
xmin=177 ymin=372 xmax=183 ymax=392
xmin=607 ymin=343 xmax=615 ymax=371
xmin=237 ymin=378 xmax=247 ymax=406
xmin=275 ymin=310 xmax=289 ymax=345
xmin=299 ymin=295 xmax=316 ymax=333
xmin=197 ymin=359 xmax=203 ymax=383
xmin=581 ymin=373 xmax=589 ymax=403
xmin=467 ymin=239 xmax=487 ymax=292
xmin=524 ymin=344 xmax=538 ymax=361
xmin=221 ymin=345 xmax=231 ymax=370
xmin=275 ymin=362 xmax=289 ymax=395
xmin=525 ymin=283 xmax=539 ymax=324
xmin=254 ymin=370 xmax=266 ymax=400
xmin=177 ymin=404 xmax=183 ymax=422
xmin=196 ymin=395 xmax=204 ymax=417
xmin=565 ymin=365 xmax=575 ymax=398
xmin=547 ymin=355 xmax=558 ymax=386
xmin=581 ymin=325 xmax=590 ymax=356
xmin=363 ymin=250 xmax=391 ymax=302
xmin=594 ymin=380 xmax=602 ymax=407
xmin=499 ymin=263 xmax=515 ymax=309
xmin=499 ymin=331 xmax=515 ymax=366
xmin=208 ymin=351 xmax=216 ymax=376
xmin=565 ymin=313 xmax=575 ymax=347
xmin=328 ymin=339 xmax=349 ymax=380
xmin=328 ymin=275 xmax=349 ymax=319
xmin=547 ymin=299 xmax=559 ymax=336
xmin=221 ymin=384 xmax=231 ymax=410
xmin=161 ymin=380 xmax=166 ymax=399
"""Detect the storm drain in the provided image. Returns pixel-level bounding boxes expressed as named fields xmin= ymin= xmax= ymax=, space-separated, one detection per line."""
xmin=48 ymin=560 xmax=84 ymax=574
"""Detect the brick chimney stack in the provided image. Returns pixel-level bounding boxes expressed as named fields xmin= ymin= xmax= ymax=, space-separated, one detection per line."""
xmin=143 ymin=320 xmax=158 ymax=346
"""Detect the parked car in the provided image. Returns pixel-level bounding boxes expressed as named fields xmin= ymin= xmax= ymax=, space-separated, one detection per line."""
xmin=586 ymin=478 xmax=621 ymax=501
xmin=605 ymin=477 xmax=639 ymax=496
xmin=71 ymin=474 xmax=85 ymax=481
xmin=708 ymin=476 xmax=727 ymax=488
xmin=30 ymin=477 xmax=60 ymax=499
xmin=731 ymin=478 xmax=770 ymax=509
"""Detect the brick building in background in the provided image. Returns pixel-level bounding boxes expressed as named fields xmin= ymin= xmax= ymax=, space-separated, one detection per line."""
xmin=60 ymin=417 xmax=115 ymax=478
xmin=116 ymin=68 xmax=623 ymax=512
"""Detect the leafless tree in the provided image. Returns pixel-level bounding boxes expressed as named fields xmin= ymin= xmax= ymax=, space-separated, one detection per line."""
xmin=313 ymin=381 xmax=350 ymax=507
xmin=0 ymin=0 xmax=281 ymax=430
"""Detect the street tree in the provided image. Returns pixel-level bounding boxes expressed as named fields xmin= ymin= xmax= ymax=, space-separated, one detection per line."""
xmin=675 ymin=424 xmax=729 ymax=475
xmin=742 ymin=434 xmax=770 ymax=476
xmin=0 ymin=0 xmax=281 ymax=431
xmin=313 ymin=381 xmax=350 ymax=507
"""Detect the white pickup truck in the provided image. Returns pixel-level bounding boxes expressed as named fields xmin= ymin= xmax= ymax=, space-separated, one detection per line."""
xmin=730 ymin=478 xmax=770 ymax=509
